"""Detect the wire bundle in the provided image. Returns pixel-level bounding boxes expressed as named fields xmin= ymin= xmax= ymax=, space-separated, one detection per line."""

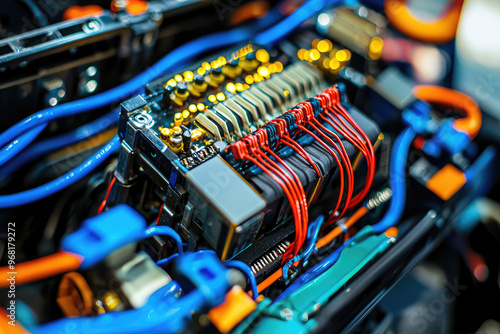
xmin=228 ymin=85 xmax=375 ymax=266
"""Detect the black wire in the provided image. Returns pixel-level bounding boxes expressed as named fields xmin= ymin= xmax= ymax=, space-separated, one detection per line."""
xmin=19 ymin=0 xmax=48 ymax=27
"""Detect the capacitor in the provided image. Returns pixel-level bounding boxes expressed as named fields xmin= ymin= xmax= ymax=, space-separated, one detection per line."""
xmin=183 ymin=129 xmax=192 ymax=153
xmin=162 ymin=85 xmax=174 ymax=109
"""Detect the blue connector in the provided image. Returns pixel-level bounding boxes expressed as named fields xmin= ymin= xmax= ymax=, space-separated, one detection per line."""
xmin=402 ymin=100 xmax=472 ymax=157
xmin=38 ymin=252 xmax=232 ymax=334
xmin=61 ymin=204 xmax=147 ymax=269
xmin=402 ymin=100 xmax=435 ymax=135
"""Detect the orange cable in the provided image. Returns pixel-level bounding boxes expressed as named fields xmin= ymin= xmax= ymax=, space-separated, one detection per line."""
xmin=413 ymin=85 xmax=482 ymax=139
xmin=384 ymin=0 xmax=464 ymax=44
xmin=0 ymin=251 xmax=83 ymax=288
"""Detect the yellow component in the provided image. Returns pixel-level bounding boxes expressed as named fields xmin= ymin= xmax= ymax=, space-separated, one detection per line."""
xmin=206 ymin=71 xmax=225 ymax=87
xmin=192 ymin=80 xmax=208 ymax=94
xmin=245 ymin=75 xmax=254 ymax=85
xmin=336 ymin=50 xmax=348 ymax=62
xmin=240 ymin=57 xmax=259 ymax=73
xmin=368 ymin=37 xmax=384 ymax=60
xmin=218 ymin=56 xmax=227 ymax=65
xmin=235 ymin=83 xmax=244 ymax=92
xmin=343 ymin=49 xmax=352 ymax=61
xmin=297 ymin=48 xmax=307 ymax=60
xmin=197 ymin=103 xmax=206 ymax=111
xmin=211 ymin=60 xmax=219 ymax=68
xmin=284 ymin=90 xmax=290 ymax=97
xmin=329 ymin=48 xmax=338 ymax=59
xmin=226 ymin=82 xmax=236 ymax=93
xmin=197 ymin=67 xmax=206 ymax=76
xmin=426 ymin=164 xmax=466 ymax=201
xmin=174 ymin=74 xmax=183 ymax=82
xmin=175 ymin=88 xmax=189 ymax=101
xmin=102 ymin=291 xmax=121 ymax=311
xmin=171 ymin=97 xmax=184 ymax=107
xmin=202 ymin=62 xmax=211 ymax=71
xmin=329 ymin=58 xmax=341 ymax=70
xmin=172 ymin=126 xmax=182 ymax=136
xmin=253 ymin=73 xmax=263 ymax=82
xmin=222 ymin=64 xmax=243 ymax=79
xmin=174 ymin=113 xmax=183 ymax=126
xmin=310 ymin=49 xmax=321 ymax=61
xmin=187 ymin=84 xmax=201 ymax=98
xmin=257 ymin=66 xmax=270 ymax=78
xmin=208 ymin=285 xmax=257 ymax=334
xmin=256 ymin=49 xmax=270 ymax=63
xmin=268 ymin=63 xmax=277 ymax=73
xmin=182 ymin=110 xmax=191 ymax=120
xmin=160 ymin=128 xmax=170 ymax=140
xmin=216 ymin=92 xmax=226 ymax=101
xmin=208 ymin=94 xmax=217 ymax=103
xmin=188 ymin=104 xmax=197 ymax=113
xmin=183 ymin=71 xmax=194 ymax=82
xmin=273 ymin=61 xmax=283 ymax=72
xmin=322 ymin=58 xmax=331 ymax=69
xmin=311 ymin=38 xmax=320 ymax=49
xmin=165 ymin=79 xmax=176 ymax=87
xmin=317 ymin=39 xmax=331 ymax=53
xmin=191 ymin=129 xmax=205 ymax=141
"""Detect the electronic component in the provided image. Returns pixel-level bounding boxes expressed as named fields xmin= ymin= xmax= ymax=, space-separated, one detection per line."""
xmin=0 ymin=2 xmax=497 ymax=334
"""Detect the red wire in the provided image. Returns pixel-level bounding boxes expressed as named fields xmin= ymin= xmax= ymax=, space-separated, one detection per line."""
xmin=254 ymin=151 xmax=306 ymax=260
xmin=298 ymin=124 xmax=351 ymax=222
xmin=156 ymin=203 xmax=165 ymax=225
xmin=226 ymin=85 xmax=376 ymax=269
xmin=97 ymin=177 xmax=116 ymax=214
xmin=331 ymin=102 xmax=375 ymax=208
xmin=246 ymin=154 xmax=304 ymax=259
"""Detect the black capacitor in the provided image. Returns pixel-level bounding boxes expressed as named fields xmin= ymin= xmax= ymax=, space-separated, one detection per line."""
xmin=194 ymin=75 xmax=204 ymax=85
xmin=162 ymin=85 xmax=174 ymax=109
xmin=183 ymin=129 xmax=192 ymax=153
xmin=176 ymin=82 xmax=187 ymax=95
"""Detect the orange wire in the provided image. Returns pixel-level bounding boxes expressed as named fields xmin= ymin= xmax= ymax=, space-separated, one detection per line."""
xmin=256 ymin=206 xmax=369 ymax=293
xmin=0 ymin=251 xmax=84 ymax=288
xmin=384 ymin=0 xmax=464 ymax=44
xmin=413 ymin=85 xmax=482 ymax=139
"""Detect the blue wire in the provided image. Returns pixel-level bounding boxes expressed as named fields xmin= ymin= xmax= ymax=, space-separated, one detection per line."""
xmin=0 ymin=4 xmax=287 ymax=155
xmin=0 ymin=109 xmax=119 ymax=180
xmin=224 ymin=260 xmax=259 ymax=300
xmin=156 ymin=249 xmax=216 ymax=267
xmin=274 ymin=242 xmax=348 ymax=303
xmin=0 ymin=124 xmax=46 ymax=168
xmin=255 ymin=0 xmax=343 ymax=46
xmin=275 ymin=128 xmax=415 ymax=302
xmin=144 ymin=225 xmax=184 ymax=256
xmin=372 ymin=128 xmax=416 ymax=234
xmin=282 ymin=215 xmax=324 ymax=279
xmin=0 ymin=135 xmax=120 ymax=208
xmin=0 ymin=0 xmax=343 ymax=204
xmin=156 ymin=253 xmax=179 ymax=267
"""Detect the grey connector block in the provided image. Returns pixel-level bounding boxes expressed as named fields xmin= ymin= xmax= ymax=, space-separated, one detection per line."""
xmin=185 ymin=156 xmax=266 ymax=259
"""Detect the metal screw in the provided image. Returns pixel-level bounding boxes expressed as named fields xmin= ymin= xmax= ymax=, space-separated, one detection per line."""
xmin=280 ymin=308 xmax=293 ymax=320
xmin=83 ymin=20 xmax=101 ymax=34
